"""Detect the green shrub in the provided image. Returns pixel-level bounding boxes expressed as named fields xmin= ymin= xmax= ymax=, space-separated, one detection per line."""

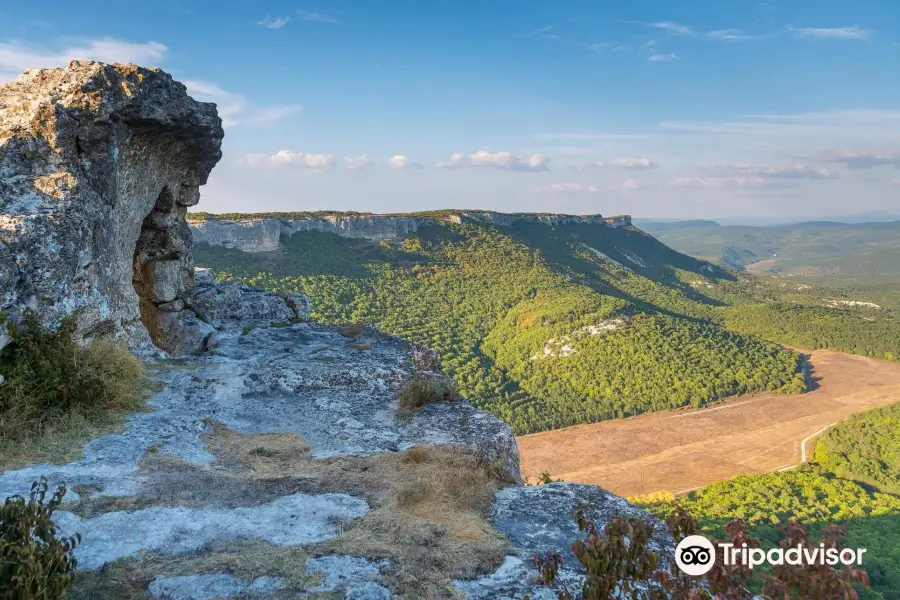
xmin=0 ymin=312 xmax=144 ymax=446
xmin=0 ymin=478 xmax=80 ymax=599
xmin=528 ymin=505 xmax=869 ymax=600
xmin=398 ymin=373 xmax=459 ymax=410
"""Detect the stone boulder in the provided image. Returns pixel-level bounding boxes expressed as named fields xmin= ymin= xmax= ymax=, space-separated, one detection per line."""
xmin=0 ymin=61 xmax=223 ymax=353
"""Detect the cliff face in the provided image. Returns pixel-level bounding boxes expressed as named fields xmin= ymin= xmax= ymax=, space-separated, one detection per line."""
xmin=0 ymin=61 xmax=224 ymax=354
xmin=190 ymin=211 xmax=633 ymax=253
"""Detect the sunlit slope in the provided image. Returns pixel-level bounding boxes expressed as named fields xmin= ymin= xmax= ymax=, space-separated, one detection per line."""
xmin=195 ymin=217 xmax=804 ymax=434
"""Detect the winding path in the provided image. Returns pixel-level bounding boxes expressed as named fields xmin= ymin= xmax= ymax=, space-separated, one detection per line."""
xmin=517 ymin=350 xmax=900 ymax=498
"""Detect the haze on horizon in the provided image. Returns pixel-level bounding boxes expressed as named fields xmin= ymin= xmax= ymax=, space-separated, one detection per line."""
xmin=1 ymin=0 xmax=898 ymax=221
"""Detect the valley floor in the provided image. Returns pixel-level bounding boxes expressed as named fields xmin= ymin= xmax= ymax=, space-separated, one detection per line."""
xmin=517 ymin=349 xmax=900 ymax=497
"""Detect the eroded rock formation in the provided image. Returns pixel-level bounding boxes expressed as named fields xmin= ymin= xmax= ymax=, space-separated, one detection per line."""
xmin=0 ymin=60 xmax=223 ymax=354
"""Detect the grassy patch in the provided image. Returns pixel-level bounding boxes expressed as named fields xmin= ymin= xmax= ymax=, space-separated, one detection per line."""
xmin=0 ymin=314 xmax=151 ymax=470
xmin=346 ymin=342 xmax=373 ymax=351
xmin=202 ymin=424 xmax=513 ymax=599
xmin=398 ymin=374 xmax=459 ymax=410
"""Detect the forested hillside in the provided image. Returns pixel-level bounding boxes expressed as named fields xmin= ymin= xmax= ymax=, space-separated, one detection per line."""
xmin=640 ymin=219 xmax=900 ymax=285
xmin=194 ymin=216 xmax=805 ymax=434
xmin=638 ymin=404 xmax=900 ymax=599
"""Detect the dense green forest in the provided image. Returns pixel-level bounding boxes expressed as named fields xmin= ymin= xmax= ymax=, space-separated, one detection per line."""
xmin=640 ymin=467 xmax=900 ymax=599
xmin=814 ymin=404 xmax=900 ymax=496
xmin=193 ymin=217 xmax=807 ymax=434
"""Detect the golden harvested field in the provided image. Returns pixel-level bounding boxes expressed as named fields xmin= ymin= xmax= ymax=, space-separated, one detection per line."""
xmin=517 ymin=350 xmax=900 ymax=498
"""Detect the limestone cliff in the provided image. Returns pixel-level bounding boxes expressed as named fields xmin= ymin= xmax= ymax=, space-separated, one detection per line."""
xmin=0 ymin=60 xmax=224 ymax=354
xmin=189 ymin=211 xmax=633 ymax=253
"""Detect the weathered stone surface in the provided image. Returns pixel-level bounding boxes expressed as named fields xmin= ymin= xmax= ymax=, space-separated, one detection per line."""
xmin=189 ymin=280 xmax=307 ymax=330
xmin=148 ymin=574 xmax=284 ymax=599
xmin=454 ymin=483 xmax=675 ymax=599
xmin=0 ymin=61 xmax=223 ymax=353
xmin=305 ymin=556 xmax=391 ymax=596
xmin=151 ymin=309 xmax=216 ymax=356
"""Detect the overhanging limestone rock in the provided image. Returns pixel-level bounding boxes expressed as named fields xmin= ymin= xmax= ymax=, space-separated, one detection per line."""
xmin=0 ymin=60 xmax=223 ymax=353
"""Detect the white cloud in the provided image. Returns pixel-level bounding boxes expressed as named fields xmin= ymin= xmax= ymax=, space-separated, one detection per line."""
xmin=824 ymin=150 xmax=900 ymax=169
xmin=0 ymin=38 xmax=167 ymax=77
xmin=343 ymin=154 xmax=374 ymax=170
xmin=436 ymin=151 xmax=550 ymax=172
xmin=523 ymin=25 xmax=559 ymax=40
xmin=296 ymin=10 xmax=342 ymax=24
xmin=789 ymin=26 xmax=871 ymax=40
xmin=535 ymin=182 xmax=599 ymax=193
xmin=699 ymin=163 xmax=839 ymax=179
xmin=621 ymin=179 xmax=642 ymax=189
xmin=258 ymin=16 xmax=290 ymax=29
xmin=388 ymin=155 xmax=424 ymax=170
xmin=184 ymin=79 xmax=300 ymax=128
xmin=568 ymin=158 xmax=658 ymax=171
xmin=649 ymin=22 xmax=694 ymax=35
xmin=243 ymin=150 xmax=336 ymax=169
xmin=648 ymin=53 xmax=679 ymax=61
xmin=707 ymin=29 xmax=763 ymax=41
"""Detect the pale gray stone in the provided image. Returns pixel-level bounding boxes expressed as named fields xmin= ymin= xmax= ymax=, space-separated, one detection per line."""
xmin=0 ymin=61 xmax=222 ymax=354
xmin=148 ymin=573 xmax=284 ymax=599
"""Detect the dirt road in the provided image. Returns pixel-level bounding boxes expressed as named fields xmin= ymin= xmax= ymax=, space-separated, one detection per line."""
xmin=516 ymin=350 xmax=900 ymax=498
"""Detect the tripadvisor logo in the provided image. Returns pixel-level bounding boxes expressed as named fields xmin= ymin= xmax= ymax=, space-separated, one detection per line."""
xmin=674 ymin=535 xmax=867 ymax=576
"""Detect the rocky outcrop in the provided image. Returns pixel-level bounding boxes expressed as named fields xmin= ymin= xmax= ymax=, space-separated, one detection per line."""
xmin=1 ymin=62 xmax=670 ymax=599
xmin=189 ymin=212 xmax=634 ymax=254
xmin=0 ymin=61 xmax=223 ymax=354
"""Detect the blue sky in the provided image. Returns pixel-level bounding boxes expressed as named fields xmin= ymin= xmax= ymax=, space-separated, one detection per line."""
xmin=2 ymin=0 xmax=899 ymax=220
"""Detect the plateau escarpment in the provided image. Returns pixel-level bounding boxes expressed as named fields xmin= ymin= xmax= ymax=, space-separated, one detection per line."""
xmin=0 ymin=62 xmax=673 ymax=599
xmin=188 ymin=210 xmax=632 ymax=253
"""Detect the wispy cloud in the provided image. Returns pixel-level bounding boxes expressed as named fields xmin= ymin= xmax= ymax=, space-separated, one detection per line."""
xmin=707 ymin=29 xmax=765 ymax=41
xmin=569 ymin=158 xmax=659 ymax=171
xmin=258 ymin=16 xmax=290 ymax=29
xmin=185 ymin=80 xmax=301 ymax=128
xmin=0 ymin=38 xmax=167 ymax=81
xmin=648 ymin=21 xmax=694 ymax=35
xmin=535 ymin=182 xmax=599 ymax=193
xmin=789 ymin=26 xmax=871 ymax=40
xmin=296 ymin=10 xmax=342 ymax=24
xmin=824 ymin=150 xmax=900 ymax=168
xmin=589 ymin=42 xmax=630 ymax=53
xmin=522 ymin=25 xmax=559 ymax=40
xmin=665 ymin=176 xmax=787 ymax=189
xmin=343 ymin=154 xmax=374 ymax=170
xmin=388 ymin=155 xmax=424 ymax=170
xmin=648 ymin=52 xmax=679 ymax=61
xmin=699 ymin=163 xmax=839 ymax=179
xmin=436 ymin=151 xmax=550 ymax=172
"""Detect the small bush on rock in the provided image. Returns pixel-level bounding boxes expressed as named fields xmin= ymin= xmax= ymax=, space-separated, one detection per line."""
xmin=398 ymin=373 xmax=459 ymax=410
xmin=0 ymin=477 xmax=80 ymax=599
xmin=0 ymin=312 xmax=144 ymax=447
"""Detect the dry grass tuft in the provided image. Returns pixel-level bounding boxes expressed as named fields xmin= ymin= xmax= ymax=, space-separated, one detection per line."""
xmin=398 ymin=374 xmax=459 ymax=411
xmin=0 ymin=314 xmax=152 ymax=470
xmin=201 ymin=425 xmax=514 ymax=599
xmin=337 ymin=322 xmax=366 ymax=338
